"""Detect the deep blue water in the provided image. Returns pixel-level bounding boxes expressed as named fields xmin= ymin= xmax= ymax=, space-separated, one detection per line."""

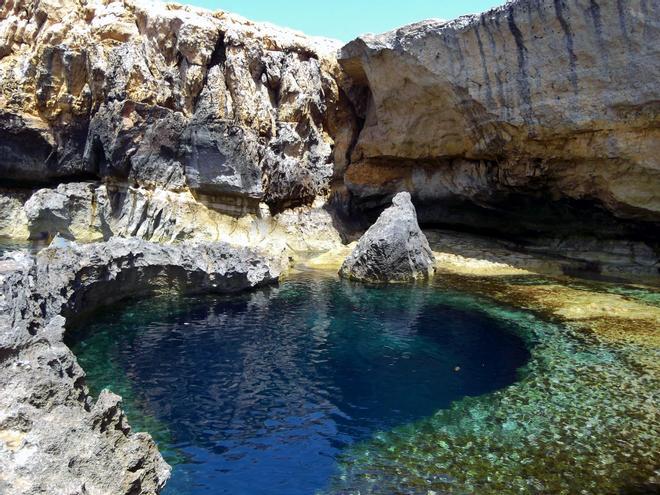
xmin=71 ymin=274 xmax=530 ymax=495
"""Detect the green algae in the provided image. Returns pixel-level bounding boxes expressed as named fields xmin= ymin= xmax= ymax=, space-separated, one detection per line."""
xmin=67 ymin=267 xmax=660 ymax=494
xmin=325 ymin=284 xmax=660 ymax=495
xmin=67 ymin=295 xmax=198 ymax=466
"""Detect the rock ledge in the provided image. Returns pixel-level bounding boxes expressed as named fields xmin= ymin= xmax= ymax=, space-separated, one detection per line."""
xmin=0 ymin=238 xmax=280 ymax=495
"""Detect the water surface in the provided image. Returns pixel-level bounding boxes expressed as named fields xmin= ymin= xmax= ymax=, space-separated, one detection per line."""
xmin=0 ymin=237 xmax=45 ymax=256
xmin=70 ymin=274 xmax=530 ymax=495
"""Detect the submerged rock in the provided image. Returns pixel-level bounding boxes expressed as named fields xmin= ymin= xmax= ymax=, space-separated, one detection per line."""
xmin=0 ymin=238 xmax=281 ymax=495
xmin=339 ymin=192 xmax=435 ymax=282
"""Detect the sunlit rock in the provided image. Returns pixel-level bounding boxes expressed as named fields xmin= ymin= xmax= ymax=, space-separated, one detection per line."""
xmin=338 ymin=3 xmax=660 ymax=241
xmin=339 ymin=192 xmax=435 ymax=282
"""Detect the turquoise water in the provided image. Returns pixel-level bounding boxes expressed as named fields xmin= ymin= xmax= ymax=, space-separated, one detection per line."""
xmin=0 ymin=237 xmax=44 ymax=256
xmin=70 ymin=274 xmax=531 ymax=495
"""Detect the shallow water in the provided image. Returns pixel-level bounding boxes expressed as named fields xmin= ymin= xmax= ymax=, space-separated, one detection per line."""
xmin=70 ymin=274 xmax=531 ymax=495
xmin=0 ymin=237 xmax=45 ymax=256
xmin=499 ymin=274 xmax=660 ymax=308
xmin=329 ymin=276 xmax=660 ymax=494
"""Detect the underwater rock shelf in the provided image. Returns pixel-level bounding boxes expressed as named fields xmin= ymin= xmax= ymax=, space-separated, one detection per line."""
xmin=329 ymin=277 xmax=660 ymax=494
xmin=0 ymin=238 xmax=280 ymax=494
xmin=69 ymin=274 xmax=531 ymax=494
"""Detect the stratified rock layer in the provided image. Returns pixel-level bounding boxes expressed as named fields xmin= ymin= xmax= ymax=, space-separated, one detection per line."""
xmin=338 ymin=0 xmax=660 ymax=243
xmin=339 ymin=192 xmax=435 ymax=282
xmin=0 ymin=238 xmax=280 ymax=495
xmin=2 ymin=0 xmax=658 ymax=274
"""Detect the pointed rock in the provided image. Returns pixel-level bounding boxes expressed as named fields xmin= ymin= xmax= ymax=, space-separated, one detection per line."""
xmin=339 ymin=192 xmax=435 ymax=282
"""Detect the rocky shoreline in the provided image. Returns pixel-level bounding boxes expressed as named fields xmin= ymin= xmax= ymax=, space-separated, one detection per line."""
xmin=0 ymin=0 xmax=658 ymax=492
xmin=0 ymin=238 xmax=280 ymax=494
xmin=1 ymin=229 xmax=657 ymax=494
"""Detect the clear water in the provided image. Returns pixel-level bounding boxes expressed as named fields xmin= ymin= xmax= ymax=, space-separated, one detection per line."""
xmin=0 ymin=237 xmax=45 ymax=256
xmin=70 ymin=274 xmax=531 ymax=495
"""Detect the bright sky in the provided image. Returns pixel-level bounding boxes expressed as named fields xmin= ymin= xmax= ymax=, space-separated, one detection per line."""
xmin=179 ymin=0 xmax=506 ymax=41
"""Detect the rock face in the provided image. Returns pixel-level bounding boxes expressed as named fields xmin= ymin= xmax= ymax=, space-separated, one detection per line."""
xmin=0 ymin=0 xmax=356 ymax=211
xmin=2 ymin=0 xmax=658 ymax=273
xmin=23 ymin=182 xmax=111 ymax=241
xmin=0 ymin=181 xmax=345 ymax=258
xmin=339 ymin=192 xmax=435 ymax=282
xmin=0 ymin=238 xmax=280 ymax=495
xmin=338 ymin=1 xmax=660 ymax=245
xmin=0 ymin=0 xmax=357 ymax=262
xmin=0 ymin=189 xmax=29 ymax=239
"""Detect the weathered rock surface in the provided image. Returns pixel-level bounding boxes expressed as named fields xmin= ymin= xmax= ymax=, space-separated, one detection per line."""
xmin=0 ymin=189 xmax=29 ymax=239
xmin=339 ymin=192 xmax=435 ymax=282
xmin=23 ymin=182 xmax=111 ymax=241
xmin=0 ymin=238 xmax=281 ymax=495
xmin=338 ymin=1 xmax=660 ymax=243
xmin=0 ymin=0 xmax=356 ymax=211
xmin=0 ymin=182 xmax=345 ymax=259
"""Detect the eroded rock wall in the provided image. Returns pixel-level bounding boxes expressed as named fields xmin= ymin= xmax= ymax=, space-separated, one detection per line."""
xmin=1 ymin=0 xmax=658 ymax=267
xmin=0 ymin=181 xmax=344 ymax=259
xmin=0 ymin=238 xmax=281 ymax=495
xmin=338 ymin=0 xmax=660 ymax=245
xmin=0 ymin=0 xmax=356 ymax=212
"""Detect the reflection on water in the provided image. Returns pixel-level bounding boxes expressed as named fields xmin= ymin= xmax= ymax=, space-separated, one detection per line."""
xmin=70 ymin=274 xmax=530 ymax=495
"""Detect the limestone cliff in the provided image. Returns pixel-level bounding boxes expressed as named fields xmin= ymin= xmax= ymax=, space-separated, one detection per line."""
xmin=0 ymin=0 xmax=356 ymax=249
xmin=1 ymin=0 xmax=659 ymax=269
xmin=338 ymin=0 xmax=660 ymax=247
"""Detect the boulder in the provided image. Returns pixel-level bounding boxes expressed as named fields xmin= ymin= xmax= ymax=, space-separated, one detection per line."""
xmin=339 ymin=192 xmax=435 ymax=282
xmin=23 ymin=182 xmax=111 ymax=242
